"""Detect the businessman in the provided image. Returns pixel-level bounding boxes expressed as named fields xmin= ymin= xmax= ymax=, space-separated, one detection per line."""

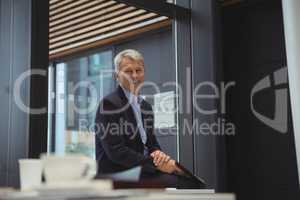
xmin=95 ymin=49 xmax=200 ymax=188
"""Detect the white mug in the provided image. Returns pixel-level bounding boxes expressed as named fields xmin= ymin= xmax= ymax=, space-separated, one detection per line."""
xmin=19 ymin=159 xmax=42 ymax=191
xmin=41 ymin=154 xmax=97 ymax=184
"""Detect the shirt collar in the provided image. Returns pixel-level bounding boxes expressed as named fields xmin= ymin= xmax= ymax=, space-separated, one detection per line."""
xmin=120 ymin=85 xmax=143 ymax=104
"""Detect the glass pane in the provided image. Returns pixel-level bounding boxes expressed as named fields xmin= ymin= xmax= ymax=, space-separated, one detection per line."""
xmin=50 ymin=30 xmax=177 ymax=161
xmin=53 ymin=50 xmax=114 ymax=158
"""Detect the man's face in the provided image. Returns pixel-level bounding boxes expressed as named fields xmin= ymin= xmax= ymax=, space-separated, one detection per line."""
xmin=116 ymin=57 xmax=145 ymax=94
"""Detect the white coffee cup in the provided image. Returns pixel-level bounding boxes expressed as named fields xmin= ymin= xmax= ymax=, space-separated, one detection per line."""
xmin=19 ymin=159 xmax=42 ymax=191
xmin=41 ymin=154 xmax=97 ymax=184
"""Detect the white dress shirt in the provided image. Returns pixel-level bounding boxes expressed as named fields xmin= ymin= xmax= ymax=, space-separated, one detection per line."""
xmin=121 ymin=86 xmax=149 ymax=155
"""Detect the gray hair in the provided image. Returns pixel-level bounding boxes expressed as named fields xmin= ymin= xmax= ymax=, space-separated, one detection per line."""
xmin=114 ymin=49 xmax=144 ymax=72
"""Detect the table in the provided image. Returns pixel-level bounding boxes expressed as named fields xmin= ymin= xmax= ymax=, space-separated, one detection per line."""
xmin=0 ymin=188 xmax=235 ymax=200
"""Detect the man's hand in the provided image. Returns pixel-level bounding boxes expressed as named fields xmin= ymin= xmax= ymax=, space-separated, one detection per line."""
xmin=151 ymin=150 xmax=185 ymax=175
xmin=156 ymin=159 xmax=176 ymax=174
xmin=150 ymin=150 xmax=171 ymax=166
xmin=156 ymin=159 xmax=186 ymax=176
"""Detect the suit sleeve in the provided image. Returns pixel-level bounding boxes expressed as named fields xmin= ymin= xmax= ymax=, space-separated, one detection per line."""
xmin=95 ymin=100 xmax=157 ymax=174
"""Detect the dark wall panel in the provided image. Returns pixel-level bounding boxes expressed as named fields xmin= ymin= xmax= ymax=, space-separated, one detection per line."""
xmin=0 ymin=0 xmax=12 ymax=186
xmin=222 ymin=1 xmax=299 ymax=199
xmin=0 ymin=0 xmax=31 ymax=187
xmin=29 ymin=0 xmax=49 ymax=158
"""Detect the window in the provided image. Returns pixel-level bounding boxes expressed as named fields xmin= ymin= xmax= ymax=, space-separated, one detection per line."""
xmin=48 ymin=28 xmax=180 ymax=160
xmin=49 ymin=49 xmax=114 ymax=158
xmin=47 ymin=0 xmax=187 ymax=165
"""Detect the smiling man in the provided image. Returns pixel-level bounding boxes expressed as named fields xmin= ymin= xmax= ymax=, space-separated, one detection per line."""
xmin=95 ymin=49 xmax=200 ymax=188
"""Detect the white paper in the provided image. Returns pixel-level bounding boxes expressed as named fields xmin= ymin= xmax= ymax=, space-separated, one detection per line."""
xmin=153 ymin=91 xmax=176 ymax=128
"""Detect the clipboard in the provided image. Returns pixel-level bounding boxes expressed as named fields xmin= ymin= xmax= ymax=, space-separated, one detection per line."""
xmin=175 ymin=162 xmax=207 ymax=188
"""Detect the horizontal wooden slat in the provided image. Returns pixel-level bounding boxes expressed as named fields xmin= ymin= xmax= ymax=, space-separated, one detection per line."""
xmin=49 ymin=19 xmax=171 ymax=59
xmin=49 ymin=0 xmax=62 ymax=5
xmin=50 ymin=9 xmax=147 ymax=42
xmin=50 ymin=0 xmax=107 ymax=22
xmin=50 ymin=1 xmax=117 ymax=27
xmin=50 ymin=0 xmax=75 ymax=10
xmin=50 ymin=0 xmax=91 ymax=16
xmin=50 ymin=16 xmax=169 ymax=54
xmin=50 ymin=6 xmax=136 ymax=36
xmin=49 ymin=0 xmax=171 ymax=59
xmin=50 ymin=12 xmax=158 ymax=49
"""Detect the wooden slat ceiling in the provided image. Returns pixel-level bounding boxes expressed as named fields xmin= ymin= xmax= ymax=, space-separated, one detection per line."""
xmin=49 ymin=0 xmax=171 ymax=59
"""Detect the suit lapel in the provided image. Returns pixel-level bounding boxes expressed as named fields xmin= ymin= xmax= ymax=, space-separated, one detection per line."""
xmin=114 ymin=85 xmax=143 ymax=144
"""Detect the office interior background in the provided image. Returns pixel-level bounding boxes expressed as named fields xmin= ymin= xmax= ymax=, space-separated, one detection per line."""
xmin=0 ymin=0 xmax=300 ymax=199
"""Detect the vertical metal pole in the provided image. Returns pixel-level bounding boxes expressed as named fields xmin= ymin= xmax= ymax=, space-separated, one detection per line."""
xmin=173 ymin=0 xmax=194 ymax=172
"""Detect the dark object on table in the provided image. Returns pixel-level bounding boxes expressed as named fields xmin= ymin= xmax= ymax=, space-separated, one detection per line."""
xmin=175 ymin=162 xmax=207 ymax=189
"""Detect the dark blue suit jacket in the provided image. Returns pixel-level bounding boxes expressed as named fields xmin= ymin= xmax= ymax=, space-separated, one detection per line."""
xmin=95 ymin=86 xmax=161 ymax=175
